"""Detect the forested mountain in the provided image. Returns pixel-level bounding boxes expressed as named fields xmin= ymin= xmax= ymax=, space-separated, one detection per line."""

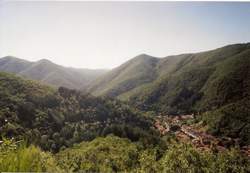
xmin=88 ymin=43 xmax=250 ymax=108
xmin=128 ymin=43 xmax=250 ymax=113
xmin=87 ymin=43 xmax=250 ymax=146
xmin=128 ymin=43 xmax=250 ymax=145
xmin=87 ymin=53 xmax=190 ymax=99
xmin=0 ymin=56 xmax=107 ymax=89
xmin=87 ymin=54 xmax=160 ymax=96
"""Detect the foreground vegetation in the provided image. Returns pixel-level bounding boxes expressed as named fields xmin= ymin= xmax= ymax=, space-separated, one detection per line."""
xmin=1 ymin=136 xmax=249 ymax=172
xmin=0 ymin=138 xmax=62 ymax=172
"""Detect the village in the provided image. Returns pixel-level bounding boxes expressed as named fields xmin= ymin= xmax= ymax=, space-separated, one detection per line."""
xmin=154 ymin=114 xmax=250 ymax=157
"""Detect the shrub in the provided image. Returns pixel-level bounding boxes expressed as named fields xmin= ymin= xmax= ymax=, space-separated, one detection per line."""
xmin=0 ymin=139 xmax=61 ymax=172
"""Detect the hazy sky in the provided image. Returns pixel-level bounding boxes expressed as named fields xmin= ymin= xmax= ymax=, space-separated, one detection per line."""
xmin=0 ymin=1 xmax=250 ymax=69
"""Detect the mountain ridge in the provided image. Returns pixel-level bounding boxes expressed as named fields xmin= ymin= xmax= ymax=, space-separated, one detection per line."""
xmin=87 ymin=43 xmax=250 ymax=101
xmin=0 ymin=56 xmax=108 ymax=89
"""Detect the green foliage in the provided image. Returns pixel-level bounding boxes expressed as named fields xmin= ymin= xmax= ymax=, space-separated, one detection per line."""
xmin=0 ymin=138 xmax=61 ymax=172
xmin=159 ymin=143 xmax=250 ymax=173
xmin=137 ymin=148 xmax=160 ymax=173
xmin=159 ymin=143 xmax=210 ymax=173
xmin=57 ymin=136 xmax=250 ymax=173
xmin=1 ymin=136 xmax=249 ymax=173
xmin=56 ymin=135 xmax=140 ymax=172
xmin=0 ymin=72 xmax=160 ymax=152
xmin=214 ymin=148 xmax=250 ymax=173
xmin=202 ymin=100 xmax=250 ymax=145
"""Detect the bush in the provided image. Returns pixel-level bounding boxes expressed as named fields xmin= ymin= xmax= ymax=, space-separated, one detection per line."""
xmin=56 ymin=135 xmax=139 ymax=172
xmin=159 ymin=143 xmax=250 ymax=173
xmin=0 ymin=139 xmax=61 ymax=172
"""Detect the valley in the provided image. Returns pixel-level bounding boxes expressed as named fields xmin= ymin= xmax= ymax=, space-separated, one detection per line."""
xmin=1 ymin=0 xmax=250 ymax=171
xmin=0 ymin=43 xmax=250 ymax=172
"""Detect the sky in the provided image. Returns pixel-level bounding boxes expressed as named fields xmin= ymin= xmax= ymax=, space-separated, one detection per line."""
xmin=0 ymin=1 xmax=250 ymax=69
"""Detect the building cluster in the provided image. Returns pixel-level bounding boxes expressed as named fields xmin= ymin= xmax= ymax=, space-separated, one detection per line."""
xmin=154 ymin=114 xmax=250 ymax=157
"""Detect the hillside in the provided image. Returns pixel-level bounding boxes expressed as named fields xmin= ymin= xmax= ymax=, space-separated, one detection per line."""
xmin=128 ymin=43 xmax=250 ymax=111
xmin=87 ymin=53 xmax=193 ymax=98
xmin=129 ymin=44 xmax=250 ymax=145
xmin=88 ymin=43 xmax=250 ymax=105
xmin=0 ymin=56 xmax=107 ymax=89
xmin=87 ymin=54 xmax=160 ymax=97
xmin=87 ymin=43 xmax=250 ymax=145
xmin=0 ymin=72 xmax=161 ymax=152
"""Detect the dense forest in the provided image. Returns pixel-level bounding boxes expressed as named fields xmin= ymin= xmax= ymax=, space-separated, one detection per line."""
xmin=0 ymin=43 xmax=250 ymax=172
xmin=1 ymin=135 xmax=249 ymax=172
xmin=0 ymin=72 xmax=162 ymax=153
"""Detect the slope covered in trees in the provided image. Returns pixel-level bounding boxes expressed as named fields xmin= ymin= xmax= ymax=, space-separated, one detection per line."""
xmin=0 ymin=56 xmax=107 ymax=89
xmin=130 ymin=43 xmax=250 ymax=113
xmin=87 ymin=54 xmax=160 ymax=97
xmin=130 ymin=43 xmax=250 ymax=145
xmin=88 ymin=43 xmax=250 ymax=145
xmin=0 ymin=72 xmax=161 ymax=153
xmin=88 ymin=43 xmax=250 ymax=113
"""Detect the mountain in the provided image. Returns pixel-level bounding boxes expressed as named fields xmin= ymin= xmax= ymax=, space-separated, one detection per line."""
xmin=125 ymin=44 xmax=250 ymax=109
xmin=0 ymin=56 xmax=107 ymax=89
xmin=87 ymin=53 xmax=192 ymax=100
xmin=87 ymin=54 xmax=160 ymax=97
xmin=87 ymin=52 xmax=200 ymax=99
xmin=88 ymin=43 xmax=250 ymax=111
xmin=88 ymin=43 xmax=250 ymax=145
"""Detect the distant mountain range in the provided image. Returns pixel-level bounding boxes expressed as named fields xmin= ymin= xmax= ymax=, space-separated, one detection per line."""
xmin=0 ymin=56 xmax=107 ymax=89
